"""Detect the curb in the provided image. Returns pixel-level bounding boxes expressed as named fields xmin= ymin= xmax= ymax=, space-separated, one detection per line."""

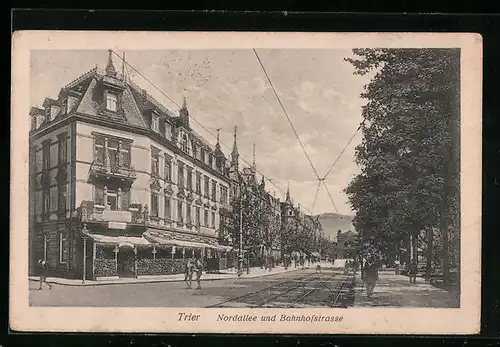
xmin=29 ymin=267 xmax=306 ymax=287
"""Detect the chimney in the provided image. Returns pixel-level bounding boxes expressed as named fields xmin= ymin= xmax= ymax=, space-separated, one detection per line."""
xmin=141 ymin=89 xmax=147 ymax=103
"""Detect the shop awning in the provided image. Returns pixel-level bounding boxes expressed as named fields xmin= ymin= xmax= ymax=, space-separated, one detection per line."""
xmin=89 ymin=234 xmax=151 ymax=248
xmin=143 ymin=231 xmax=233 ymax=251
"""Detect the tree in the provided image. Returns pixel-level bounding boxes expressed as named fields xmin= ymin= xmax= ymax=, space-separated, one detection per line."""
xmin=345 ymin=48 xmax=460 ymax=287
xmin=219 ymin=177 xmax=280 ymax=267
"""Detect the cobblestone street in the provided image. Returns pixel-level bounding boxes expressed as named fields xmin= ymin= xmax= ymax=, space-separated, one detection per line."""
xmin=30 ymin=267 xmax=459 ymax=308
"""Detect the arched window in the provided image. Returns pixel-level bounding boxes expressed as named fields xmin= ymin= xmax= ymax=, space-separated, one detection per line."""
xmin=181 ymin=134 xmax=189 ymax=153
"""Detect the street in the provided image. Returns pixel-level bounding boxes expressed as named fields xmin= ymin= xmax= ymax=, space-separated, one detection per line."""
xmin=29 ymin=267 xmax=459 ymax=308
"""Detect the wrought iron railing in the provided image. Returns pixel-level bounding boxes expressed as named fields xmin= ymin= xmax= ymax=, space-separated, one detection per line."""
xmin=89 ymin=161 xmax=137 ymax=180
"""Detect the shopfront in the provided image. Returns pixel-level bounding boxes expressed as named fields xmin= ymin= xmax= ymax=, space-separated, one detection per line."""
xmin=87 ymin=231 xmax=232 ymax=280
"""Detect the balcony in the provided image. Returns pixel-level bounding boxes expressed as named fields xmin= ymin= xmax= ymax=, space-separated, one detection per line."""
xmin=89 ymin=161 xmax=137 ymax=184
xmin=199 ymin=226 xmax=215 ymax=236
xmin=86 ymin=205 xmax=132 ymax=223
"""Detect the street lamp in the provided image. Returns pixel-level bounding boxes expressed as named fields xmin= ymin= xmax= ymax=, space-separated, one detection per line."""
xmin=81 ymin=223 xmax=90 ymax=284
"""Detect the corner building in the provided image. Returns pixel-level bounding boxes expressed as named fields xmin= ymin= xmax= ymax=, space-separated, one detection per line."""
xmin=280 ymin=188 xmax=323 ymax=261
xmin=29 ymin=51 xmax=232 ymax=280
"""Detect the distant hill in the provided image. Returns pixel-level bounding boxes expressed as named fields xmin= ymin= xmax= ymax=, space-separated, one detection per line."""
xmin=317 ymin=213 xmax=356 ymax=242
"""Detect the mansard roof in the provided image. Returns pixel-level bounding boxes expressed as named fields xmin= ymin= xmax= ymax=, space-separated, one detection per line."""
xmin=29 ymin=107 xmax=45 ymax=117
xmin=42 ymin=98 xmax=59 ymax=108
xmin=128 ymin=80 xmax=177 ymax=119
xmin=31 ymin=56 xmax=229 ymax=167
xmin=127 ymin=79 xmax=220 ymax=155
xmin=74 ymin=76 xmax=147 ymax=128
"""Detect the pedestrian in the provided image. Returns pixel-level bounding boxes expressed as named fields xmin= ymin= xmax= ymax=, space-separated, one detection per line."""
xmin=343 ymin=260 xmax=348 ymax=275
xmin=394 ymin=260 xmax=401 ymax=275
xmin=37 ymin=259 xmax=52 ymax=290
xmin=184 ymin=259 xmax=194 ymax=289
xmin=409 ymin=260 xmax=418 ymax=284
xmin=194 ymin=258 xmax=203 ymax=290
xmin=363 ymin=256 xmax=379 ymax=298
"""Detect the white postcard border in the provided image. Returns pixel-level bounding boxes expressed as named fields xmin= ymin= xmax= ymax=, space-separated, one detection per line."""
xmin=10 ymin=31 xmax=482 ymax=334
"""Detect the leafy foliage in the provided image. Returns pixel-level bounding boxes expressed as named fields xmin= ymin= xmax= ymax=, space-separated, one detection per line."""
xmin=344 ymin=49 xmax=460 ymax=285
xmin=219 ymin=177 xmax=281 ymax=264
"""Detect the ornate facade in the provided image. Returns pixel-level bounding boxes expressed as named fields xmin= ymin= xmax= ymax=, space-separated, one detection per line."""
xmin=29 ymin=51 xmax=232 ymax=280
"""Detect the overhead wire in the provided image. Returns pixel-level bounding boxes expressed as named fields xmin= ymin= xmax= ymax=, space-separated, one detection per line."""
xmin=322 ymin=120 xmax=364 ymax=180
xmin=321 ymin=180 xmax=339 ymax=213
xmin=253 ymin=49 xmax=341 ymax=215
xmin=111 ymin=50 xmax=315 ymax=217
xmin=117 ymin=51 xmax=338 ymax=248
xmin=311 ymin=180 xmax=322 ymax=213
xmin=318 ymin=120 xmax=364 ymax=214
xmin=252 ymin=49 xmax=321 ymax=182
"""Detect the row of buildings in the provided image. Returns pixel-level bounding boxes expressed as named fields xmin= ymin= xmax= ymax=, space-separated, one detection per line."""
xmin=28 ymin=51 xmax=323 ymax=280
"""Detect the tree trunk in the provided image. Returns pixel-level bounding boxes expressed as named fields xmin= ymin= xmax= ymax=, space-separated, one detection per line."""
xmin=411 ymin=230 xmax=418 ymax=265
xmin=440 ymin=113 xmax=454 ymax=288
xmin=426 ymin=228 xmax=433 ymax=282
xmin=441 ymin=218 xmax=450 ymax=287
xmin=405 ymin=233 xmax=411 ymax=267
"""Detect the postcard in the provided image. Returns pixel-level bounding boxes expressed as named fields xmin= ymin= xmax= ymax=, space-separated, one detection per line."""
xmin=10 ymin=31 xmax=482 ymax=334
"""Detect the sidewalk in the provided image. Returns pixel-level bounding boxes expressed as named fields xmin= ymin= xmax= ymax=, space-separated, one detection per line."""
xmin=354 ymin=271 xmax=460 ymax=308
xmin=29 ymin=265 xmax=306 ymax=287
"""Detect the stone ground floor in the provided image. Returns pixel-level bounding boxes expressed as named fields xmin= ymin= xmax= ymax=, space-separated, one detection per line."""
xmin=31 ymin=219 xmax=235 ymax=280
xmin=90 ymin=239 xmax=233 ymax=280
xmin=30 ymin=267 xmax=459 ymax=308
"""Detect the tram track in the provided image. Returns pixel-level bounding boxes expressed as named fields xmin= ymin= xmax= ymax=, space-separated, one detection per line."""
xmin=254 ymin=273 xmax=326 ymax=308
xmin=208 ymin=269 xmax=356 ymax=309
xmin=207 ymin=272 xmax=318 ymax=308
xmin=285 ymin=273 xmax=352 ymax=308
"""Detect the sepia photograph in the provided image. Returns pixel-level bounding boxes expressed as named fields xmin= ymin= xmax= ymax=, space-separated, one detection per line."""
xmin=11 ymin=31 xmax=482 ymax=334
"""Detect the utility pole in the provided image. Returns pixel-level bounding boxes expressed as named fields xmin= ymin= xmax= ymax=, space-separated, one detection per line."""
xmin=81 ymin=224 xmax=90 ymax=284
xmin=238 ymin=190 xmax=243 ymax=277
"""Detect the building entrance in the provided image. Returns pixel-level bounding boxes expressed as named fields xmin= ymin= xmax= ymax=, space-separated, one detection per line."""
xmin=117 ymin=247 xmax=135 ymax=278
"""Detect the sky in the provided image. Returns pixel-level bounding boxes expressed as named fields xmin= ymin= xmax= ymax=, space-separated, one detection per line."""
xmin=30 ymin=49 xmax=373 ymax=215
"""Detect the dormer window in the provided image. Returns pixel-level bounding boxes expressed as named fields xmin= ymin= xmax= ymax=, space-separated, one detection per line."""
xmin=165 ymin=122 xmax=172 ymax=140
xmin=62 ymin=98 xmax=68 ymax=115
xmin=151 ymin=113 xmax=159 ymax=132
xmin=35 ymin=115 xmax=44 ymax=129
xmin=106 ymin=92 xmax=118 ymax=112
xmin=45 ymin=107 xmax=51 ymax=122
xmin=200 ymin=148 xmax=205 ymax=163
xmin=192 ymin=142 xmax=198 ymax=158
xmin=181 ymin=134 xmax=189 ymax=153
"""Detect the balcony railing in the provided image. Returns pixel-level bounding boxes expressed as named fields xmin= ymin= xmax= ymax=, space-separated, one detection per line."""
xmin=199 ymin=226 xmax=215 ymax=236
xmin=89 ymin=161 xmax=137 ymax=181
xmin=81 ymin=204 xmax=132 ymax=223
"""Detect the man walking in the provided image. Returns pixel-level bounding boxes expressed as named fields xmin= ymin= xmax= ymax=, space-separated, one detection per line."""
xmin=184 ymin=259 xmax=194 ymax=289
xmin=408 ymin=260 xmax=418 ymax=284
xmin=363 ymin=256 xmax=379 ymax=299
xmin=37 ymin=259 xmax=52 ymax=290
xmin=194 ymin=258 xmax=203 ymax=290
